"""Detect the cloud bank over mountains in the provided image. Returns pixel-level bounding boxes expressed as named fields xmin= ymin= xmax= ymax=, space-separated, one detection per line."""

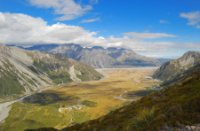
xmin=0 ymin=12 xmax=199 ymax=58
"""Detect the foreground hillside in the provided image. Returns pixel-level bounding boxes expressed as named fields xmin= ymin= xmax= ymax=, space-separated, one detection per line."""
xmin=23 ymin=44 xmax=168 ymax=68
xmin=59 ymin=65 xmax=200 ymax=131
xmin=0 ymin=45 xmax=102 ymax=101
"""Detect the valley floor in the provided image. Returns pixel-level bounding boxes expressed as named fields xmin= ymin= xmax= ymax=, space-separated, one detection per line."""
xmin=0 ymin=68 xmax=159 ymax=131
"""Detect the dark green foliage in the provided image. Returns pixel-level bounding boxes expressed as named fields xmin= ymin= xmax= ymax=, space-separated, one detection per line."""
xmin=0 ymin=62 xmax=24 ymax=96
xmin=131 ymin=108 xmax=155 ymax=130
xmin=27 ymin=66 xmax=41 ymax=74
xmin=23 ymin=92 xmax=78 ymax=105
xmin=74 ymin=63 xmax=103 ymax=81
xmin=33 ymin=60 xmax=72 ymax=84
xmin=81 ymin=100 xmax=97 ymax=107
xmin=33 ymin=60 xmax=61 ymax=73
xmin=47 ymin=71 xmax=72 ymax=84
xmin=0 ymin=70 xmax=24 ymax=96
xmin=124 ymin=90 xmax=155 ymax=99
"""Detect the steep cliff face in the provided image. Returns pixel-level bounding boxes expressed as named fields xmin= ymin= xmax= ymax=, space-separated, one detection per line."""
xmin=153 ymin=51 xmax=200 ymax=81
xmin=0 ymin=45 xmax=102 ymax=98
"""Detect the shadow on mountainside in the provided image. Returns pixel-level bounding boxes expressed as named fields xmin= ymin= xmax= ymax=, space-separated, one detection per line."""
xmin=23 ymin=92 xmax=79 ymax=105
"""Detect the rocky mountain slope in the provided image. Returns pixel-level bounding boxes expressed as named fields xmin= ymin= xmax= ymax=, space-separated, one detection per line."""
xmin=153 ymin=51 xmax=200 ymax=81
xmin=23 ymin=44 xmax=168 ymax=68
xmin=0 ymin=45 xmax=102 ymax=98
xmin=29 ymin=63 xmax=200 ymax=131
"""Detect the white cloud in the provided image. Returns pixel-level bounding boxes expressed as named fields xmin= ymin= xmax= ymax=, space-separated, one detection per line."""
xmin=81 ymin=17 xmax=100 ymax=23
xmin=104 ymin=35 xmax=200 ymax=58
xmin=124 ymin=32 xmax=176 ymax=39
xmin=0 ymin=12 xmax=199 ymax=58
xmin=0 ymin=12 xmax=96 ymax=44
xmin=180 ymin=11 xmax=200 ymax=29
xmin=29 ymin=0 xmax=94 ymax=20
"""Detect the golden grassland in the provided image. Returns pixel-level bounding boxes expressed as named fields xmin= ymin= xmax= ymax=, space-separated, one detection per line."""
xmin=0 ymin=68 xmax=159 ymax=131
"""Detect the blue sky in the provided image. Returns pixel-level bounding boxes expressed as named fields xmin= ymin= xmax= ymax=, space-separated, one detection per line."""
xmin=0 ymin=0 xmax=200 ymax=58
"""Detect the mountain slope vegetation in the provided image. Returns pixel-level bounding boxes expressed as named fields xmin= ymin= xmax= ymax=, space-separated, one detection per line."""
xmin=0 ymin=45 xmax=102 ymax=99
xmin=153 ymin=51 xmax=200 ymax=81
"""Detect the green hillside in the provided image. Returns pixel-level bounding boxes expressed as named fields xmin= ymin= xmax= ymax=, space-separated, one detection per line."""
xmin=0 ymin=46 xmax=103 ymax=100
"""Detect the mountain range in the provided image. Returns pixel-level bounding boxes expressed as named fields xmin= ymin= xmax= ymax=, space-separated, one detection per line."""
xmin=0 ymin=45 xmax=102 ymax=99
xmin=21 ymin=44 xmax=169 ymax=68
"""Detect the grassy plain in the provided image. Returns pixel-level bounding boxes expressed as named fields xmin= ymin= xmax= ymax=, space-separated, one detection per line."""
xmin=0 ymin=68 xmax=159 ymax=131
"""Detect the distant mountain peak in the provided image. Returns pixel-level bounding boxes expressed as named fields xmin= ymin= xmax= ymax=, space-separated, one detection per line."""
xmin=181 ymin=51 xmax=200 ymax=58
xmin=21 ymin=43 xmax=168 ymax=68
